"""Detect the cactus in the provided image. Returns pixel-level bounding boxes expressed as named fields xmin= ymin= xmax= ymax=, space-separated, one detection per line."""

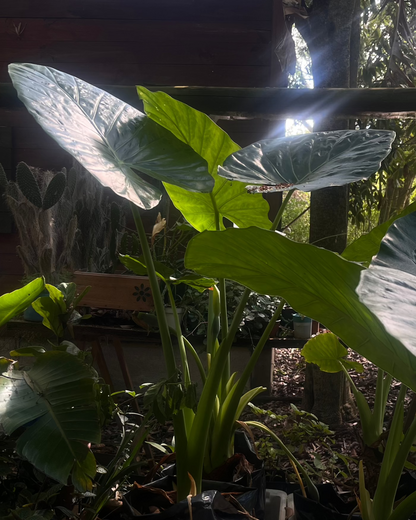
xmin=118 ymin=230 xmax=141 ymax=258
xmin=16 ymin=162 xmax=43 ymax=208
xmin=3 ymin=163 xmax=77 ymax=283
xmin=109 ymin=201 xmax=122 ymax=269
xmin=57 ymin=214 xmax=78 ymax=274
xmin=4 ymin=158 xmax=133 ymax=279
xmin=42 ymin=171 xmax=66 ymax=210
xmin=131 ymin=233 xmax=140 ymax=256
xmin=0 ymin=163 xmax=8 ymax=190
xmin=67 ymin=167 xmax=77 ymax=196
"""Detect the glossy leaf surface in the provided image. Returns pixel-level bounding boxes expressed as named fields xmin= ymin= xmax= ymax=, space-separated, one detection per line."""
xmin=137 ymin=87 xmax=271 ymax=230
xmin=357 ymin=212 xmax=416 ymax=359
xmin=185 ymin=227 xmax=416 ymax=389
xmin=9 ymin=64 xmax=212 ymax=210
xmin=0 ymin=278 xmax=45 ymax=328
xmin=218 ymin=130 xmax=395 ymax=192
xmin=342 ymin=201 xmax=416 ymax=266
xmin=0 ymin=351 xmax=100 ymax=490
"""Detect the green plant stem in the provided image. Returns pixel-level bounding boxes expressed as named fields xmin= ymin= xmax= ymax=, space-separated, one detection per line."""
xmin=210 ymin=299 xmax=285 ymax=468
xmin=183 ymin=337 xmax=206 ymax=384
xmin=187 ymin=289 xmax=251 ymax=492
xmin=210 ymin=189 xmax=230 ymax=398
xmin=218 ymin=277 xmax=229 ymax=400
xmin=131 ymin=204 xmax=189 ymax=500
xmin=341 ymin=366 xmax=379 ymax=445
xmin=373 ymin=370 xmax=392 ymax=440
xmin=166 ymin=284 xmax=191 ymax=386
xmin=131 ymin=204 xmax=176 ymax=378
xmin=388 ymin=490 xmax=416 ymax=520
xmin=373 ymin=384 xmax=408 ymax=519
xmin=271 ymin=189 xmax=295 ymax=231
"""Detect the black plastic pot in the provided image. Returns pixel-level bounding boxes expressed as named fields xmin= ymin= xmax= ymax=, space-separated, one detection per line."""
xmin=294 ymin=484 xmax=360 ymax=520
xmin=118 ymin=432 xmax=266 ymax=520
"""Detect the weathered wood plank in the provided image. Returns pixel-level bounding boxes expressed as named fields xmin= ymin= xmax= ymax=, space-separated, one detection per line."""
xmin=2 ymin=41 xmax=271 ymax=67
xmin=2 ymin=84 xmax=416 ymax=118
xmin=0 ymin=108 xmax=51 ymax=127
xmin=0 ymin=63 xmax=272 ymax=86
xmin=12 ymin=147 xmax=72 ymax=170
xmin=73 ymin=272 xmax=154 ymax=311
xmin=0 ymin=275 xmax=22 ymax=294
xmin=11 ymin=126 xmax=71 ymax=152
xmin=0 ymin=19 xmax=271 ymax=43
xmin=1 ymin=253 xmax=23 ymax=274
xmin=0 ymin=0 xmax=272 ymax=21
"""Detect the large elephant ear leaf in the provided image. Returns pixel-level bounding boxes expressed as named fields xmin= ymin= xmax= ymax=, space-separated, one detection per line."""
xmin=137 ymin=87 xmax=271 ymax=231
xmin=357 ymin=212 xmax=416 ymax=357
xmin=9 ymin=63 xmax=212 ymax=210
xmin=185 ymin=227 xmax=416 ymax=390
xmin=0 ymin=351 xmax=102 ymax=491
xmin=0 ymin=278 xmax=45 ymax=328
xmin=218 ymin=130 xmax=395 ymax=192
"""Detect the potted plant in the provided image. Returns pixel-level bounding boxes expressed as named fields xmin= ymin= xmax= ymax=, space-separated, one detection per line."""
xmin=10 ymin=62 xmax=414 ymax=520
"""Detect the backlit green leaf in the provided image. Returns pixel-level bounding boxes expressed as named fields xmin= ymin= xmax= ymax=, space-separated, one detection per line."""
xmin=302 ymin=333 xmax=348 ymax=373
xmin=302 ymin=333 xmax=363 ymax=373
xmin=0 ymin=278 xmax=45 ymax=328
xmin=137 ymin=87 xmax=271 ymax=231
xmin=185 ymin=227 xmax=416 ymax=390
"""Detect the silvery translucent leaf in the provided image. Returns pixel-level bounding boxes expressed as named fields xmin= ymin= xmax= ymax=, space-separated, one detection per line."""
xmin=358 ymin=212 xmax=416 ymax=359
xmin=9 ymin=63 xmax=212 ymax=210
xmin=218 ymin=130 xmax=395 ymax=193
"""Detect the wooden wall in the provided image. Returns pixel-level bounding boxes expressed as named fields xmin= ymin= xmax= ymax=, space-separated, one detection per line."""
xmin=0 ymin=0 xmax=287 ymax=292
xmin=0 ymin=0 xmax=285 ymax=86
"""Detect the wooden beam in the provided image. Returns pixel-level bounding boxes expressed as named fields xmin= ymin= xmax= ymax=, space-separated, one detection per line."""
xmin=2 ymin=83 xmax=416 ymax=119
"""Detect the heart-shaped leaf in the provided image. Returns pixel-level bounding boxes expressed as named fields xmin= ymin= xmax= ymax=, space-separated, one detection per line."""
xmin=218 ymin=130 xmax=395 ymax=192
xmin=185 ymin=227 xmax=416 ymax=390
xmin=302 ymin=333 xmax=363 ymax=373
xmin=137 ymin=87 xmax=271 ymax=231
xmin=9 ymin=63 xmax=213 ymax=210
xmin=357 ymin=212 xmax=416 ymax=358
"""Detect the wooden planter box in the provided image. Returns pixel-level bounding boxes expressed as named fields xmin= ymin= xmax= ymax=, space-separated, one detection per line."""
xmin=73 ymin=271 xmax=154 ymax=311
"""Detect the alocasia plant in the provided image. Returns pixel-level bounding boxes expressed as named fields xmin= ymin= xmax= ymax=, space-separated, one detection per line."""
xmin=8 ymin=62 xmax=401 ymax=503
